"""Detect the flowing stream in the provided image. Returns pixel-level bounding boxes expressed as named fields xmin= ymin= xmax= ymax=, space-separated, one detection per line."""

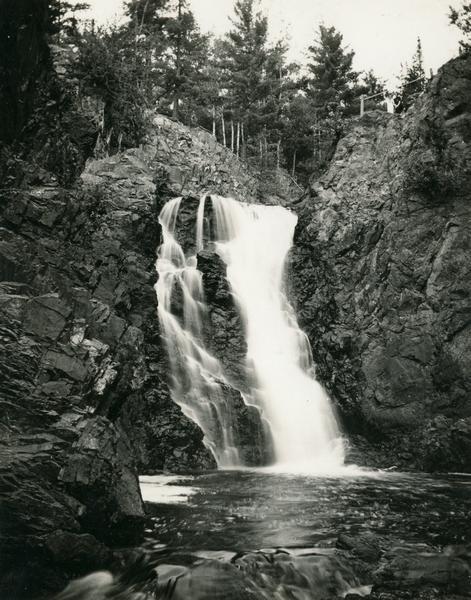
xmin=155 ymin=195 xmax=344 ymax=471
xmin=139 ymin=471 xmax=471 ymax=599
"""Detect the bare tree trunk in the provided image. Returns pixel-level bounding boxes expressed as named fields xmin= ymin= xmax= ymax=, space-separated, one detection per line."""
xmin=241 ymin=122 xmax=245 ymax=159
xmin=221 ymin=112 xmax=226 ymax=146
xmin=212 ymin=106 xmax=216 ymax=137
xmin=292 ymin=149 xmax=297 ymax=177
xmin=231 ymin=120 xmax=234 ymax=152
xmin=236 ymin=122 xmax=240 ymax=157
xmin=277 ymin=139 xmax=281 ymax=170
xmin=139 ymin=0 xmax=150 ymax=32
xmin=172 ymin=0 xmax=183 ymax=119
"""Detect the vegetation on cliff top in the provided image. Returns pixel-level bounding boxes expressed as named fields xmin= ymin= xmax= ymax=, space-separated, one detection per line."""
xmin=1 ymin=0 xmax=447 ymax=188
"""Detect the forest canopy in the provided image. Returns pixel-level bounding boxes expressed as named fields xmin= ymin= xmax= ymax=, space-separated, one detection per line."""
xmin=1 ymin=0 xmax=460 ymax=185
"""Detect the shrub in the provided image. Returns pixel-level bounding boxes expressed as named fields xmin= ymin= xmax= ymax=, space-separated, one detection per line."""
xmin=403 ymin=147 xmax=459 ymax=200
xmin=403 ymin=121 xmax=469 ymax=201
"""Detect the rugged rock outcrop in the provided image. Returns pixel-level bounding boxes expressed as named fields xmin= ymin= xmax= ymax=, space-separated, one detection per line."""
xmin=289 ymin=54 xmax=471 ymax=471
xmin=0 ymin=113 xmax=294 ymax=597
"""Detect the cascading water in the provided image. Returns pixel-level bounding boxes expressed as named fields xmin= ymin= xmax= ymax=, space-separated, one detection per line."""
xmin=155 ymin=195 xmax=345 ymax=472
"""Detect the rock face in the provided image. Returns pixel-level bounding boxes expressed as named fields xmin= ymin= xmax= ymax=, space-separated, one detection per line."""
xmin=148 ymin=115 xmax=299 ymax=205
xmin=289 ymin=54 xmax=471 ymax=471
xmin=0 ymin=113 xmax=294 ymax=597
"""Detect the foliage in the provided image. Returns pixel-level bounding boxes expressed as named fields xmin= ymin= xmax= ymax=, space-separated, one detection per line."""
xmin=300 ymin=24 xmax=364 ymax=178
xmin=163 ymin=2 xmax=212 ymax=121
xmin=306 ymin=25 xmax=359 ymax=119
xmin=403 ymin=122 xmax=467 ymax=201
xmin=48 ymin=0 xmax=90 ymax=36
xmin=280 ymin=94 xmax=315 ymax=180
xmin=356 ymin=70 xmax=387 ymax=112
xmin=73 ymin=24 xmax=153 ymax=151
xmin=450 ymin=2 xmax=471 ymax=52
xmin=0 ymin=0 xmax=51 ymax=144
xmin=0 ymin=0 xmax=96 ymax=185
xmin=396 ymin=38 xmax=427 ymax=113
xmin=1 ymin=0 xmax=433 ymax=188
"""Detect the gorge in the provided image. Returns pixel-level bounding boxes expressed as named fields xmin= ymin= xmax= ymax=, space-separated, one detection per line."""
xmin=1 ymin=53 xmax=471 ymax=600
xmin=156 ymin=194 xmax=344 ymax=471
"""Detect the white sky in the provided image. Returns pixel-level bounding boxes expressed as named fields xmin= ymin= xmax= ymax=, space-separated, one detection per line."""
xmin=83 ymin=0 xmax=463 ymax=85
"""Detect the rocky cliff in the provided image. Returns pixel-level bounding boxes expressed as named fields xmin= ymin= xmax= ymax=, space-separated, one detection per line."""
xmin=3 ymin=53 xmax=471 ymax=598
xmin=0 ymin=114 xmax=296 ymax=598
xmin=289 ymin=54 xmax=471 ymax=471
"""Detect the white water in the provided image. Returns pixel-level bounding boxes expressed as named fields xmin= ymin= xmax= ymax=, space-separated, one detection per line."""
xmin=155 ymin=195 xmax=345 ymax=472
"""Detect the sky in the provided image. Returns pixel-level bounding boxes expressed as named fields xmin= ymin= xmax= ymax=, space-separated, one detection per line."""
xmin=82 ymin=0 xmax=463 ymax=86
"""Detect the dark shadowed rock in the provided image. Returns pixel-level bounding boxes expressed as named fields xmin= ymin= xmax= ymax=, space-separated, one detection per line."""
xmin=59 ymin=416 xmax=145 ymax=544
xmin=198 ymin=250 xmax=247 ymax=387
xmin=289 ymin=54 xmax=471 ymax=471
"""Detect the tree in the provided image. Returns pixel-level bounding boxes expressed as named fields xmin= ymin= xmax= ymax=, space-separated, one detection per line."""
xmin=73 ymin=23 xmax=152 ymax=150
xmin=281 ymin=93 xmax=315 ymax=179
xmin=355 ymin=69 xmax=387 ymax=112
xmin=306 ymin=25 xmax=359 ymax=119
xmin=397 ymin=37 xmax=426 ymax=112
xmin=48 ymin=1 xmax=90 ymax=37
xmin=163 ymin=1 xmax=211 ymax=120
xmin=450 ymin=2 xmax=471 ymax=52
xmin=216 ymin=0 xmax=291 ymax=164
xmin=0 ymin=0 xmax=51 ymax=143
xmin=125 ymin=0 xmax=169 ymax=29
xmin=221 ymin=1 xmax=270 ymax=123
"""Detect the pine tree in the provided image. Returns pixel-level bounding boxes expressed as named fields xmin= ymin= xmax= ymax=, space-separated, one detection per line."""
xmin=48 ymin=1 xmax=90 ymax=37
xmin=355 ymin=70 xmax=387 ymax=112
xmin=125 ymin=0 xmax=168 ymax=29
xmin=450 ymin=2 xmax=471 ymax=52
xmin=281 ymin=93 xmax=315 ymax=179
xmin=163 ymin=1 xmax=210 ymax=121
xmin=306 ymin=25 xmax=359 ymax=119
xmin=397 ymin=37 xmax=426 ymax=112
xmin=218 ymin=0 xmax=290 ymax=164
xmin=221 ymin=0 xmax=271 ymax=134
xmin=0 ymin=0 xmax=51 ymax=143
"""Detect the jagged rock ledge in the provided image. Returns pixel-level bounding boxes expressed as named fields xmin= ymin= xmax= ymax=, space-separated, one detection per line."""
xmin=289 ymin=53 xmax=471 ymax=471
xmin=0 ymin=115 xmax=294 ymax=597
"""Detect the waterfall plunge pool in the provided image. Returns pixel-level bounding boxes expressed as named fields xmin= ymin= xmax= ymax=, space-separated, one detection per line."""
xmin=147 ymin=195 xmax=471 ymax=597
xmin=139 ymin=470 xmax=471 ymax=599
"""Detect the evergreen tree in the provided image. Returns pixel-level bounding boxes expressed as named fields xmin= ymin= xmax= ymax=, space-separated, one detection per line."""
xmin=355 ymin=69 xmax=387 ymax=112
xmin=48 ymin=1 xmax=90 ymax=37
xmin=0 ymin=0 xmax=50 ymax=143
xmin=221 ymin=0 xmax=270 ymax=131
xmin=397 ymin=37 xmax=426 ymax=112
xmin=449 ymin=2 xmax=471 ymax=52
xmin=123 ymin=0 xmax=210 ymax=122
xmin=280 ymin=93 xmax=315 ymax=179
xmin=218 ymin=0 xmax=290 ymax=163
xmin=125 ymin=0 xmax=168 ymax=29
xmin=306 ymin=25 xmax=359 ymax=119
xmin=73 ymin=24 xmax=152 ymax=149
xmin=163 ymin=0 xmax=211 ymax=121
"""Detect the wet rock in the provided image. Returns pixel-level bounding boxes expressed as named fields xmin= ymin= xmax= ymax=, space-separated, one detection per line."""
xmin=60 ymin=416 xmax=145 ymax=544
xmin=159 ymin=559 xmax=260 ymax=600
xmin=231 ymin=549 xmax=368 ymax=599
xmin=45 ymin=531 xmax=112 ymax=571
xmin=289 ymin=55 xmax=471 ymax=471
xmin=198 ymin=250 xmax=247 ymax=387
xmin=373 ymin=546 xmax=471 ymax=595
xmin=337 ymin=533 xmax=383 ymax=563
xmin=23 ymin=294 xmax=71 ymax=340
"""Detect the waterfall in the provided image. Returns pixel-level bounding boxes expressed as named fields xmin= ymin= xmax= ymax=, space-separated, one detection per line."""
xmin=155 ymin=195 xmax=345 ymax=472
